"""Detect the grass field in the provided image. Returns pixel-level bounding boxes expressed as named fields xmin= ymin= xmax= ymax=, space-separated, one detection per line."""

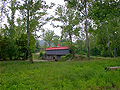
xmin=0 ymin=58 xmax=120 ymax=90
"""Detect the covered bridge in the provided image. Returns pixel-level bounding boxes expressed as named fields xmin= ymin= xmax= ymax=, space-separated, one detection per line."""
xmin=45 ymin=44 xmax=69 ymax=60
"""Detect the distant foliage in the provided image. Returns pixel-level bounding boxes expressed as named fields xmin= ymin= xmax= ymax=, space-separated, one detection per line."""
xmin=90 ymin=47 xmax=101 ymax=56
xmin=0 ymin=34 xmax=36 ymax=60
xmin=39 ymin=51 xmax=44 ymax=58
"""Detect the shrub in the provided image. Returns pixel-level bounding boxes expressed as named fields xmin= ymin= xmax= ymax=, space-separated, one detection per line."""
xmin=80 ymin=55 xmax=86 ymax=60
xmin=61 ymin=53 xmax=72 ymax=61
xmin=65 ymin=53 xmax=72 ymax=58
xmin=61 ymin=56 xmax=66 ymax=60
xmin=78 ymin=51 xmax=87 ymax=55
xmin=39 ymin=51 xmax=44 ymax=57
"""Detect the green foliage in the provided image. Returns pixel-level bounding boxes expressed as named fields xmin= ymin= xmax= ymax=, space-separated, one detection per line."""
xmin=39 ymin=51 xmax=45 ymax=58
xmin=66 ymin=0 xmax=78 ymax=8
xmin=78 ymin=51 xmax=87 ymax=55
xmin=61 ymin=53 xmax=72 ymax=61
xmin=1 ymin=58 xmax=120 ymax=89
xmin=90 ymin=47 xmax=101 ymax=56
xmin=54 ymin=4 xmax=82 ymax=46
xmin=66 ymin=53 xmax=72 ymax=58
xmin=15 ymin=34 xmax=28 ymax=60
xmin=42 ymin=30 xmax=55 ymax=46
xmin=35 ymin=41 xmax=40 ymax=53
xmin=0 ymin=33 xmax=36 ymax=60
xmin=52 ymin=36 xmax=60 ymax=47
xmin=0 ymin=36 xmax=18 ymax=60
xmin=89 ymin=0 xmax=120 ymax=57
xmin=74 ymin=39 xmax=87 ymax=55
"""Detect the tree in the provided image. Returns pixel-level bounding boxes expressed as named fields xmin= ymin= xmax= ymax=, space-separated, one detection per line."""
xmin=0 ymin=35 xmax=3 ymax=59
xmin=52 ymin=35 xmax=60 ymax=47
xmin=55 ymin=5 xmax=81 ymax=45
xmin=35 ymin=40 xmax=40 ymax=52
xmin=64 ymin=0 xmax=91 ymax=60
xmin=42 ymin=30 xmax=55 ymax=47
xmin=15 ymin=33 xmax=36 ymax=60
xmin=54 ymin=4 xmax=82 ymax=56
xmin=15 ymin=34 xmax=28 ymax=60
xmin=44 ymin=42 xmax=47 ymax=51
xmin=89 ymin=0 xmax=120 ymax=57
xmin=0 ymin=0 xmax=19 ymax=60
xmin=74 ymin=39 xmax=87 ymax=55
xmin=0 ymin=0 xmax=55 ymax=61
xmin=1 ymin=36 xmax=17 ymax=60
xmin=0 ymin=0 xmax=6 ymax=34
xmin=19 ymin=0 xmax=54 ymax=63
xmin=2 ymin=0 xmax=19 ymax=40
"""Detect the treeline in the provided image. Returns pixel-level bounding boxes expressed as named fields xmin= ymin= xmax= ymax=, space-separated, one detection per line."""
xmin=74 ymin=36 xmax=120 ymax=57
xmin=0 ymin=34 xmax=35 ymax=60
xmin=41 ymin=0 xmax=120 ymax=58
xmin=0 ymin=0 xmax=120 ymax=61
xmin=0 ymin=0 xmax=54 ymax=61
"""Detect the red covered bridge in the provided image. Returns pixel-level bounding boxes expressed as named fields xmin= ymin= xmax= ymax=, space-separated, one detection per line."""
xmin=45 ymin=44 xmax=69 ymax=60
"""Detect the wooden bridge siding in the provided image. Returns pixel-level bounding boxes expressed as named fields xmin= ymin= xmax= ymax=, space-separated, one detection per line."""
xmin=46 ymin=49 xmax=69 ymax=55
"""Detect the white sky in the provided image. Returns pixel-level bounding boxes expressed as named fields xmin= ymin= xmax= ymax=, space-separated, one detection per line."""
xmin=0 ymin=0 xmax=65 ymax=37
xmin=43 ymin=0 xmax=65 ymax=36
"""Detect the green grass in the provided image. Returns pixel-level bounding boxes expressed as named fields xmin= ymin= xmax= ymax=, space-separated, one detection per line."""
xmin=0 ymin=58 xmax=120 ymax=90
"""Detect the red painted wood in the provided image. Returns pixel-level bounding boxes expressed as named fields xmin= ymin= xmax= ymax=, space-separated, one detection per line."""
xmin=46 ymin=46 xmax=69 ymax=50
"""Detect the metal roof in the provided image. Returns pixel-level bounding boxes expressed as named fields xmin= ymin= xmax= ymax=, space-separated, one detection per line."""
xmin=46 ymin=46 xmax=69 ymax=50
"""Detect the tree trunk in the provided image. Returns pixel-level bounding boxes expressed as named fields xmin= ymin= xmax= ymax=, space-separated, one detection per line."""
xmin=104 ymin=46 xmax=106 ymax=58
xmin=119 ymin=44 xmax=120 ymax=53
xmin=114 ymin=39 xmax=117 ymax=58
xmin=18 ymin=48 xmax=20 ymax=60
xmin=85 ymin=1 xmax=90 ymax=60
xmin=69 ymin=32 xmax=74 ymax=57
xmin=27 ymin=0 xmax=33 ymax=63
xmin=107 ymin=28 xmax=111 ymax=57
xmin=24 ymin=50 xmax=27 ymax=60
xmin=69 ymin=33 xmax=72 ymax=46
xmin=108 ymin=36 xmax=111 ymax=57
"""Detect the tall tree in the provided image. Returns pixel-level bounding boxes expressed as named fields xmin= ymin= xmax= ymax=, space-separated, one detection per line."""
xmin=52 ymin=35 xmax=60 ymax=47
xmin=1 ymin=0 xmax=19 ymax=60
xmin=2 ymin=0 xmax=18 ymax=39
xmin=89 ymin=0 xmax=120 ymax=57
xmin=42 ymin=30 xmax=55 ymax=47
xmin=19 ymin=0 xmax=54 ymax=63
xmin=54 ymin=4 xmax=82 ymax=56
xmin=64 ymin=0 xmax=91 ymax=60
xmin=54 ymin=5 xmax=81 ymax=45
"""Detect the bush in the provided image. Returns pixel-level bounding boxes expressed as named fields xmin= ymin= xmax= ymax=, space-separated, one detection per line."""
xmin=61 ymin=56 xmax=66 ymax=60
xmin=78 ymin=51 xmax=87 ymax=55
xmin=90 ymin=47 xmax=101 ymax=56
xmin=1 ymin=36 xmax=18 ymax=60
xmin=39 ymin=51 xmax=44 ymax=57
xmin=61 ymin=53 xmax=72 ymax=61
xmin=80 ymin=55 xmax=86 ymax=60
xmin=66 ymin=53 xmax=72 ymax=58
xmin=39 ymin=51 xmax=45 ymax=58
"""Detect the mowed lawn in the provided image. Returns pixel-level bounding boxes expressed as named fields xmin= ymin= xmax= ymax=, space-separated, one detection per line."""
xmin=1 ymin=58 xmax=120 ymax=90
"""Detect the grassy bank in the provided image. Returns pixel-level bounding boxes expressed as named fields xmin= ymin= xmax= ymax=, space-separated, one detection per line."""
xmin=0 ymin=58 xmax=120 ymax=90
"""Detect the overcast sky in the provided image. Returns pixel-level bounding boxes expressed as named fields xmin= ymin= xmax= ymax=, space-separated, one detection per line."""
xmin=0 ymin=0 xmax=65 ymax=37
xmin=43 ymin=0 xmax=65 ymax=36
